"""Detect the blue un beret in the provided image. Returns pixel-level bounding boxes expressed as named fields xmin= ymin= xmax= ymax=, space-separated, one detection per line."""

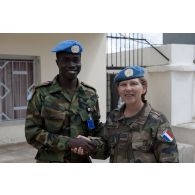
xmin=114 ymin=66 xmax=144 ymax=83
xmin=51 ymin=40 xmax=83 ymax=54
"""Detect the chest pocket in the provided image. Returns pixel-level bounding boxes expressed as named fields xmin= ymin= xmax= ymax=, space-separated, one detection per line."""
xmin=131 ymin=130 xmax=153 ymax=152
xmin=106 ymin=122 xmax=120 ymax=148
xmin=78 ymin=98 xmax=99 ymax=123
xmin=41 ymin=106 xmax=66 ymax=133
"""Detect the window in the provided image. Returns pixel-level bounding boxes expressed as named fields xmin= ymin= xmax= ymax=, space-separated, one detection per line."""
xmin=0 ymin=57 xmax=37 ymax=122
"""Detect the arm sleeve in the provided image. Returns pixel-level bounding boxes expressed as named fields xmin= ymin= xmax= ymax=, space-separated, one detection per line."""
xmin=25 ymin=89 xmax=71 ymax=152
xmin=90 ymin=103 xmax=111 ymax=160
xmin=90 ymin=125 xmax=110 ymax=160
xmin=153 ymin=113 xmax=179 ymax=163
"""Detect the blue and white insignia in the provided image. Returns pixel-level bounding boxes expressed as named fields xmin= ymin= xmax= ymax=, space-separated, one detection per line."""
xmin=124 ymin=69 xmax=133 ymax=77
xmin=27 ymin=90 xmax=33 ymax=101
xmin=87 ymin=119 xmax=95 ymax=129
xmin=86 ymin=108 xmax=95 ymax=130
xmin=71 ymin=45 xmax=80 ymax=53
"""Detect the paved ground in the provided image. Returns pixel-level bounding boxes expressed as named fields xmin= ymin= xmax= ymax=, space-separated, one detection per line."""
xmin=0 ymin=142 xmax=36 ymax=163
xmin=0 ymin=142 xmax=109 ymax=163
xmin=0 ymin=142 xmax=194 ymax=163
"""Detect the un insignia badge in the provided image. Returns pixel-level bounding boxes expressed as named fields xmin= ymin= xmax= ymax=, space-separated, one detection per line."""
xmin=71 ymin=45 xmax=80 ymax=53
xmin=27 ymin=90 xmax=33 ymax=101
xmin=124 ymin=69 xmax=133 ymax=77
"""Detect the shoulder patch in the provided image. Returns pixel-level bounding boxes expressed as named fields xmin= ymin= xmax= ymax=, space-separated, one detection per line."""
xmin=27 ymin=81 xmax=52 ymax=100
xmin=27 ymin=86 xmax=36 ymax=101
xmin=160 ymin=128 xmax=174 ymax=142
xmin=81 ymin=82 xmax=96 ymax=92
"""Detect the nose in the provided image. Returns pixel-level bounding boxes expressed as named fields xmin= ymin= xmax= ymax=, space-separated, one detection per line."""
xmin=69 ymin=61 xmax=76 ymax=66
xmin=67 ymin=61 xmax=78 ymax=69
xmin=125 ymin=83 xmax=133 ymax=91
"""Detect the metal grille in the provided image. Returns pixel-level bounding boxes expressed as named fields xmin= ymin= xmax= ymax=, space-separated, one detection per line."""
xmin=0 ymin=59 xmax=35 ymax=121
xmin=107 ymin=33 xmax=144 ymax=70
xmin=106 ymin=33 xmax=169 ymax=114
xmin=106 ymin=33 xmax=145 ymax=114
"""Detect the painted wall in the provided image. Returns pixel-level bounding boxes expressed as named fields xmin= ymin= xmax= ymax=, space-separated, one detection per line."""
xmin=171 ymin=71 xmax=193 ymax=124
xmin=147 ymin=44 xmax=195 ymax=125
xmin=0 ymin=33 xmax=106 ymax=144
xmin=147 ymin=71 xmax=172 ymax=121
xmin=108 ymin=44 xmax=195 ymax=126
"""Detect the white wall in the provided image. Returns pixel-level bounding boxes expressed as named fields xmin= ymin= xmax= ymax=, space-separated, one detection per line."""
xmin=0 ymin=33 xmax=106 ymax=144
xmin=147 ymin=44 xmax=195 ymax=126
xmin=193 ymin=73 xmax=195 ymax=119
xmin=171 ymin=72 xmax=193 ymax=125
xmin=107 ymin=44 xmax=170 ymax=67
xmin=171 ymin=44 xmax=194 ymax=65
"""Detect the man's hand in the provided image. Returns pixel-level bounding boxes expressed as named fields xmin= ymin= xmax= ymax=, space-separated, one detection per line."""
xmin=68 ymin=137 xmax=97 ymax=155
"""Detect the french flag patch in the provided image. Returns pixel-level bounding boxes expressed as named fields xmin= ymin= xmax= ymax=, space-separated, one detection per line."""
xmin=161 ymin=130 xmax=174 ymax=142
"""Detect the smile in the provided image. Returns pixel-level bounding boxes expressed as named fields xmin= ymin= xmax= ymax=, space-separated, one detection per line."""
xmin=67 ymin=70 xmax=78 ymax=74
xmin=124 ymin=94 xmax=134 ymax=97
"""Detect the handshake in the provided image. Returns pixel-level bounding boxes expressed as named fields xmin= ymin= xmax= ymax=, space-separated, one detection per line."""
xmin=68 ymin=135 xmax=97 ymax=156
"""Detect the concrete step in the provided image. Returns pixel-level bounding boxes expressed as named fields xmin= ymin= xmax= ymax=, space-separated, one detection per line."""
xmin=177 ymin=143 xmax=194 ymax=163
xmin=172 ymin=123 xmax=195 ymax=162
xmin=172 ymin=123 xmax=195 ymax=149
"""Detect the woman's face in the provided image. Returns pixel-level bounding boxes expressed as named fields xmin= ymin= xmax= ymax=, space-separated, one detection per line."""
xmin=117 ymin=78 xmax=146 ymax=105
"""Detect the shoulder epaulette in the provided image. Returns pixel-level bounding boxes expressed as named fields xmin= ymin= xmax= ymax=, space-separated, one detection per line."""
xmin=150 ymin=109 xmax=161 ymax=119
xmin=81 ymin=82 xmax=96 ymax=92
xmin=35 ymin=81 xmax=52 ymax=89
xmin=27 ymin=81 xmax=52 ymax=101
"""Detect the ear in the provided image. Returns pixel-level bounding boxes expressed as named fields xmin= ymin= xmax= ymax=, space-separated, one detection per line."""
xmin=142 ymin=85 xmax=147 ymax=94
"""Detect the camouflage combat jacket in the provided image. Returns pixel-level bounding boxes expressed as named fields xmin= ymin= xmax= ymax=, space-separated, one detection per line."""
xmin=25 ymin=75 xmax=102 ymax=163
xmin=93 ymin=102 xmax=179 ymax=163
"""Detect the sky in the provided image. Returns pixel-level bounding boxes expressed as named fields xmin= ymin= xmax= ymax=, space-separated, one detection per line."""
xmin=107 ymin=33 xmax=163 ymax=53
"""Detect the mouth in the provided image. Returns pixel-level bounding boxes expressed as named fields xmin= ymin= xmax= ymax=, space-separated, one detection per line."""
xmin=124 ymin=94 xmax=134 ymax=97
xmin=67 ymin=70 xmax=78 ymax=74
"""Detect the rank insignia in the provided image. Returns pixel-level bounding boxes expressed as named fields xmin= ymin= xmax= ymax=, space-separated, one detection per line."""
xmin=87 ymin=107 xmax=95 ymax=129
xmin=87 ymin=119 xmax=95 ymax=129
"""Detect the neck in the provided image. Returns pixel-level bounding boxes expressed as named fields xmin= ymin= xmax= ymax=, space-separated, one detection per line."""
xmin=59 ymin=74 xmax=78 ymax=90
xmin=124 ymin=101 xmax=144 ymax=117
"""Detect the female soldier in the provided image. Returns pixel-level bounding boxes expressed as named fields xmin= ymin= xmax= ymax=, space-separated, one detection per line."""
xmin=102 ymin=66 xmax=179 ymax=162
xmin=77 ymin=66 xmax=179 ymax=163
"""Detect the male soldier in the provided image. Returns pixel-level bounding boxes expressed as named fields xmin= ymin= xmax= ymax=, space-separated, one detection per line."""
xmin=25 ymin=40 xmax=101 ymax=163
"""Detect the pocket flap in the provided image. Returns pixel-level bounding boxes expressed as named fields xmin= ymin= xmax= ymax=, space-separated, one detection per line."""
xmin=78 ymin=110 xmax=89 ymax=121
xmin=41 ymin=107 xmax=65 ymax=120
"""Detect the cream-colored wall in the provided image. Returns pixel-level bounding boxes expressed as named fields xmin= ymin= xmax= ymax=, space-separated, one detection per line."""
xmin=147 ymin=71 xmax=172 ymax=122
xmin=0 ymin=33 xmax=106 ymax=144
xmin=147 ymin=44 xmax=195 ymax=126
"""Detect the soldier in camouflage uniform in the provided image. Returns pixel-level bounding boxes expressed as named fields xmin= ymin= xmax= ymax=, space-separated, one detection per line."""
xmin=79 ymin=66 xmax=179 ymax=163
xmin=25 ymin=40 xmax=101 ymax=163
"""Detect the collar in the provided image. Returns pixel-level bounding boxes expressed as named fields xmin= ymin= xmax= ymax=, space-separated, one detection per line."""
xmin=117 ymin=101 xmax=152 ymax=122
xmin=48 ymin=75 xmax=85 ymax=94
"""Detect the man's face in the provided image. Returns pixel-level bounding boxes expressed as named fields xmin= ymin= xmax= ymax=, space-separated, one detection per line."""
xmin=56 ymin=52 xmax=81 ymax=80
